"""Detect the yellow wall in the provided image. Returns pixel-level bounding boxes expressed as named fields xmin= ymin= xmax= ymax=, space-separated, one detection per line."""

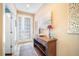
xmin=0 ymin=3 xmax=3 ymax=56
xmin=35 ymin=3 xmax=79 ymax=56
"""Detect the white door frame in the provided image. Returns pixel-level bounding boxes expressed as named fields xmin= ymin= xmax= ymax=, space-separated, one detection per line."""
xmin=16 ymin=14 xmax=33 ymax=43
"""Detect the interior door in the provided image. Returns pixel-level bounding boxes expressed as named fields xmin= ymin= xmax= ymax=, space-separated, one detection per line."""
xmin=16 ymin=14 xmax=33 ymax=43
xmin=5 ymin=13 xmax=12 ymax=54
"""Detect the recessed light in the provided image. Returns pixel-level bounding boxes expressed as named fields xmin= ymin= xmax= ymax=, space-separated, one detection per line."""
xmin=26 ymin=4 xmax=30 ymax=8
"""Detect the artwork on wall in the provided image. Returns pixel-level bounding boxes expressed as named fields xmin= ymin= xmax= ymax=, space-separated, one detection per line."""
xmin=68 ymin=3 xmax=79 ymax=33
xmin=38 ymin=11 xmax=52 ymax=29
xmin=37 ymin=10 xmax=53 ymax=37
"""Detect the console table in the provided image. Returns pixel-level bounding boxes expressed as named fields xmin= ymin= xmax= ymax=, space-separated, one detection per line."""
xmin=34 ymin=36 xmax=57 ymax=56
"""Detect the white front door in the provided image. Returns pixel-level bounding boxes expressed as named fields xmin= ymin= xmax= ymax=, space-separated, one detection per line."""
xmin=16 ymin=14 xmax=33 ymax=43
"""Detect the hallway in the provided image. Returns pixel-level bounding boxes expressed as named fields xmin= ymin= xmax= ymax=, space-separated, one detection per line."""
xmin=4 ymin=3 xmax=79 ymax=56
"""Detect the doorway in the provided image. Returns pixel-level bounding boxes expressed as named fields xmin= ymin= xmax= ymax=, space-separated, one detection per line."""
xmin=16 ymin=13 xmax=33 ymax=43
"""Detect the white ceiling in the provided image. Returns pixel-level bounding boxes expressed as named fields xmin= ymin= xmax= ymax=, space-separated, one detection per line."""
xmin=15 ymin=3 xmax=43 ymax=13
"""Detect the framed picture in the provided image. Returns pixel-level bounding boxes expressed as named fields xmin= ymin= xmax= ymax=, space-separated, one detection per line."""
xmin=68 ymin=3 xmax=79 ymax=33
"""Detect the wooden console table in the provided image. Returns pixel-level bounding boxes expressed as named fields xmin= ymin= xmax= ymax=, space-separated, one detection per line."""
xmin=34 ymin=36 xmax=57 ymax=56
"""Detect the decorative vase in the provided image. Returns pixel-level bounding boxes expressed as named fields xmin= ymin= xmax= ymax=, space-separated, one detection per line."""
xmin=49 ymin=29 xmax=51 ymax=38
xmin=47 ymin=24 xmax=53 ymax=39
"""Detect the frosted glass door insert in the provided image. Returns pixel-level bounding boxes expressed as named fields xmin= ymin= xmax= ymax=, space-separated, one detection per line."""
xmin=16 ymin=15 xmax=33 ymax=41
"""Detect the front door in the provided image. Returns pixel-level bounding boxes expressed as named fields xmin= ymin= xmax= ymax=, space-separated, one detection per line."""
xmin=16 ymin=14 xmax=33 ymax=43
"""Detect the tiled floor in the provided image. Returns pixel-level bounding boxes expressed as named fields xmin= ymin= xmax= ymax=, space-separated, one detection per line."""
xmin=19 ymin=43 xmax=37 ymax=56
xmin=14 ymin=42 xmax=44 ymax=56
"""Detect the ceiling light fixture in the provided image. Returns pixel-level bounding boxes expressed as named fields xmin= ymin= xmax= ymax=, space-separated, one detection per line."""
xmin=26 ymin=4 xmax=30 ymax=8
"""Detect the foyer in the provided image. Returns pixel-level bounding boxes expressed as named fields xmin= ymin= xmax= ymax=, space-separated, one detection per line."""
xmin=3 ymin=3 xmax=79 ymax=56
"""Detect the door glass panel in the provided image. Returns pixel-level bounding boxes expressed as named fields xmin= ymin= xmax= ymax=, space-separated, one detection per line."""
xmin=16 ymin=15 xmax=32 ymax=41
